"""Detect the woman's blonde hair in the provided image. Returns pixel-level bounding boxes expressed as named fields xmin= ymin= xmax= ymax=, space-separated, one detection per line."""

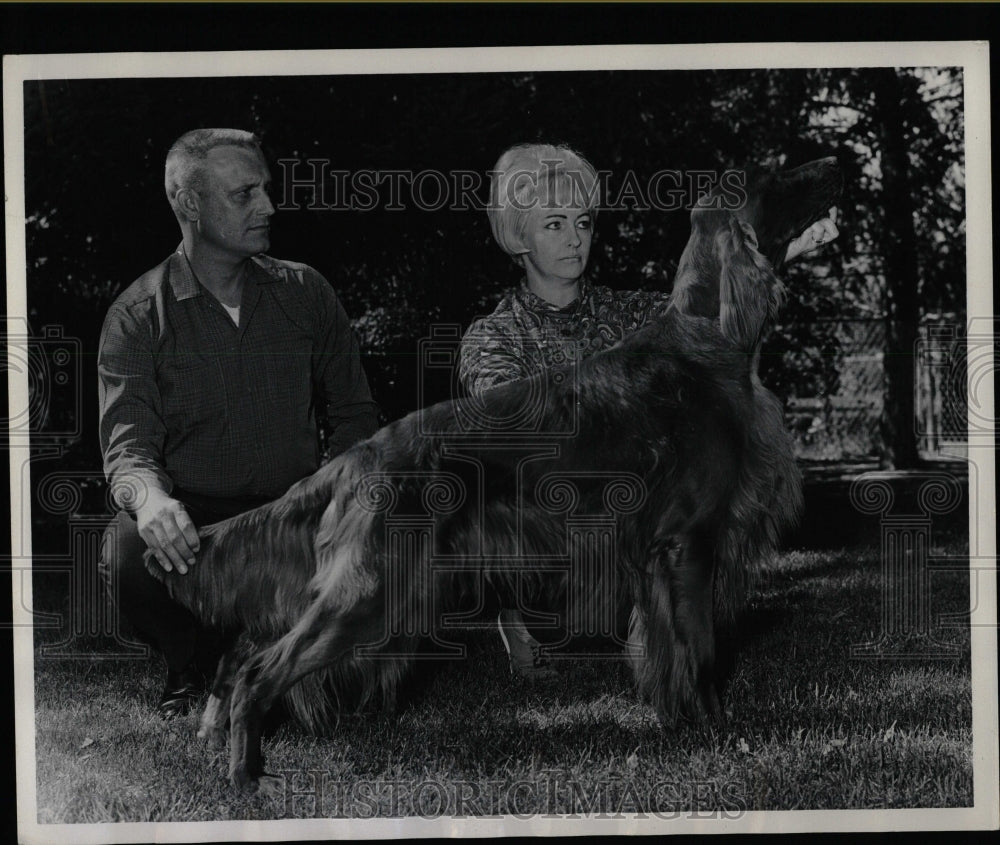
xmin=487 ymin=143 xmax=600 ymax=263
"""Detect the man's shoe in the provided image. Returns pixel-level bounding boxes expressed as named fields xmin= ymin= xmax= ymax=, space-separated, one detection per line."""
xmin=158 ymin=667 xmax=203 ymax=718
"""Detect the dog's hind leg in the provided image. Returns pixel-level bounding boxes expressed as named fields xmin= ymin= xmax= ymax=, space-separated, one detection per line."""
xmin=228 ymin=587 xmax=402 ymax=796
xmin=197 ymin=633 xmax=255 ymax=748
xmin=229 ymin=606 xmax=345 ymax=794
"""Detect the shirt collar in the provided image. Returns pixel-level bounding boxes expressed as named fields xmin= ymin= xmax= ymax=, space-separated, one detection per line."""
xmin=516 ymin=279 xmax=591 ymax=315
xmin=167 ymin=245 xmax=202 ymax=301
xmin=168 ymin=244 xmax=273 ymax=301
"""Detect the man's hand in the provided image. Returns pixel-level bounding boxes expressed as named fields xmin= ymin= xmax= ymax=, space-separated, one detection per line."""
xmin=136 ymin=490 xmax=200 ymax=574
xmin=785 ymin=206 xmax=839 ymax=263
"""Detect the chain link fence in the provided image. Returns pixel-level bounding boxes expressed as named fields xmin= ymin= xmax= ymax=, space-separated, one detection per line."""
xmin=781 ymin=317 xmax=968 ymax=463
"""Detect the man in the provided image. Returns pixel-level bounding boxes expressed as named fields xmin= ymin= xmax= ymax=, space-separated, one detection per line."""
xmin=98 ymin=128 xmax=379 ymax=716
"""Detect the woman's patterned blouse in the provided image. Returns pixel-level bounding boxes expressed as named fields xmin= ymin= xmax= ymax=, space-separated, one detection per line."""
xmin=458 ymin=280 xmax=672 ymax=396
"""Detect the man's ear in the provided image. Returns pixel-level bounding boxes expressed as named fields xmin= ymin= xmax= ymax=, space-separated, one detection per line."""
xmin=175 ymin=188 xmax=201 ymax=222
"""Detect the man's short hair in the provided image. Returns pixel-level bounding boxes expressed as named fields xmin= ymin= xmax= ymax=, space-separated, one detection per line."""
xmin=488 ymin=143 xmax=600 ymax=265
xmin=164 ymin=128 xmax=262 ymax=217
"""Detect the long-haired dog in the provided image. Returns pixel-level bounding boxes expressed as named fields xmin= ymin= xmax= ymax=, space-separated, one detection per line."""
xmin=150 ymin=157 xmax=842 ymax=793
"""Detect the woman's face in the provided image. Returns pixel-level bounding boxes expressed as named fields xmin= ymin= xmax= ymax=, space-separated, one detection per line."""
xmin=519 ymin=178 xmax=593 ymax=288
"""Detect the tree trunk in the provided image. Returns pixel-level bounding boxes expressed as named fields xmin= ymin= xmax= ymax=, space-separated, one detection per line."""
xmin=871 ymin=68 xmax=922 ymax=469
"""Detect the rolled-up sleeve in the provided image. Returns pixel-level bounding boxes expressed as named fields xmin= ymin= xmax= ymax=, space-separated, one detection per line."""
xmin=98 ymin=302 xmax=172 ymax=511
xmin=458 ymin=316 xmax=531 ymax=397
xmin=308 ymin=271 xmax=380 ymax=457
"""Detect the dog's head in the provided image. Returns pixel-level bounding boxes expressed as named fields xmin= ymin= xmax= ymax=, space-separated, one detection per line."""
xmin=673 ymin=157 xmax=843 ymax=352
xmin=733 ymin=156 xmax=844 ymax=271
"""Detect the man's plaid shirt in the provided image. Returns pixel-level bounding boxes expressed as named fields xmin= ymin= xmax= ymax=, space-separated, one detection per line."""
xmin=98 ymin=248 xmax=379 ymax=510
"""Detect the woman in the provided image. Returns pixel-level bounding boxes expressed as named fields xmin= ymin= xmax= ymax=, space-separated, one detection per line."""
xmin=458 ymin=143 xmax=837 ymax=678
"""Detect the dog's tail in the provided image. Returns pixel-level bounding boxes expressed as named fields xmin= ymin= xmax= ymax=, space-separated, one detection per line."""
xmin=146 ymin=450 xmax=360 ymax=637
xmin=222 ymin=439 xmax=414 ymax=733
xmin=148 ymin=442 xmax=396 ymax=734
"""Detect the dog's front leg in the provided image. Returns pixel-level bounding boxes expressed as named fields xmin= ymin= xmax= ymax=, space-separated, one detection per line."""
xmin=668 ymin=533 xmax=723 ymax=724
xmin=638 ymin=533 xmax=722 ymax=727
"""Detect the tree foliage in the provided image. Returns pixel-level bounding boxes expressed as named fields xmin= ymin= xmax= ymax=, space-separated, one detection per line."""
xmin=23 ymin=67 xmax=966 ymax=467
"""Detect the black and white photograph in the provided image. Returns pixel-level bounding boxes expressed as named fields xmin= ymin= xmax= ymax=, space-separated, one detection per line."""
xmin=4 ymin=24 xmax=997 ymax=843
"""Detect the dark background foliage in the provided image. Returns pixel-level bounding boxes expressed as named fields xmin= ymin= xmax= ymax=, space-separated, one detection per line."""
xmin=22 ymin=66 xmax=965 ymax=471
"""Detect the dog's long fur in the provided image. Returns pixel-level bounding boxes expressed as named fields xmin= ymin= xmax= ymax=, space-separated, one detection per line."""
xmin=151 ymin=157 xmax=842 ymax=792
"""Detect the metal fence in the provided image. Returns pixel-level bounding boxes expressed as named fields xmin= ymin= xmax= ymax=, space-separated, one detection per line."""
xmin=781 ymin=317 xmax=968 ymax=463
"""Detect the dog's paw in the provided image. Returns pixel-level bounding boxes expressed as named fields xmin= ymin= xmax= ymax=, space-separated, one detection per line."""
xmin=230 ymin=765 xmax=284 ymax=799
xmin=196 ymin=724 xmax=227 ymax=749
xmin=698 ymin=679 xmax=724 ymax=725
xmin=229 ymin=765 xmax=257 ymax=792
xmin=257 ymin=774 xmax=285 ymax=801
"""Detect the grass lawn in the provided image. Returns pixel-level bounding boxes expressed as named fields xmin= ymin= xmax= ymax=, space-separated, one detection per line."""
xmin=30 ymin=541 xmax=972 ymax=822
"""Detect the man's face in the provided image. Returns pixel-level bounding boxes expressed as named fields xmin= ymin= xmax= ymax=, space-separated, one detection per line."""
xmin=194 ymin=145 xmax=275 ymax=259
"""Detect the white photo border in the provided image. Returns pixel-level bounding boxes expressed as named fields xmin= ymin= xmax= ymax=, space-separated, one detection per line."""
xmin=4 ymin=41 xmax=996 ymax=841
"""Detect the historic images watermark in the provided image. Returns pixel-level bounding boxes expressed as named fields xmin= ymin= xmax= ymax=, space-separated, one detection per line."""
xmin=275 ymin=160 xmax=749 ymax=214
xmin=278 ymin=770 xmax=748 ymax=819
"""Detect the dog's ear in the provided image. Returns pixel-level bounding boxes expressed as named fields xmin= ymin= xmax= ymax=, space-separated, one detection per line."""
xmin=718 ymin=217 xmax=784 ymax=351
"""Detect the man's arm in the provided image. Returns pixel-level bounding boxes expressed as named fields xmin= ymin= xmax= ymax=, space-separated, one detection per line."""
xmin=98 ymin=303 xmax=199 ymax=573
xmin=309 ymin=273 xmax=381 ymax=457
